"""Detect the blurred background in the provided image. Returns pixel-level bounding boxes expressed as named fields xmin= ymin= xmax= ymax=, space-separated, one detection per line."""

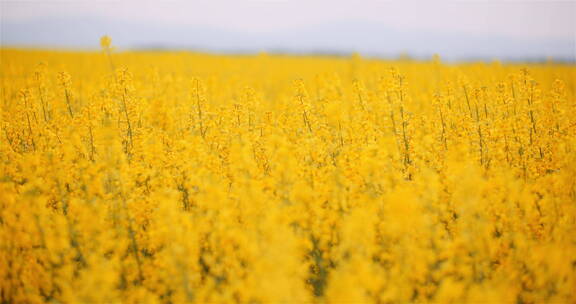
xmin=1 ymin=0 xmax=575 ymax=61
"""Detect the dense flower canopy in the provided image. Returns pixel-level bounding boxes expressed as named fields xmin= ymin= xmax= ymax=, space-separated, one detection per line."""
xmin=1 ymin=48 xmax=575 ymax=303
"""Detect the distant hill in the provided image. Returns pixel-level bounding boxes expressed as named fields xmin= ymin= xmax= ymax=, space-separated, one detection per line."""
xmin=2 ymin=16 xmax=574 ymax=61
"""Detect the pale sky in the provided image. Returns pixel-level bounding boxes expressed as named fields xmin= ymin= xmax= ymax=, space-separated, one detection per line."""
xmin=1 ymin=0 xmax=575 ymax=59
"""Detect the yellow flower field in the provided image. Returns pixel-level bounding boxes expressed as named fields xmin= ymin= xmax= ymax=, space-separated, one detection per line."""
xmin=1 ymin=44 xmax=575 ymax=303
